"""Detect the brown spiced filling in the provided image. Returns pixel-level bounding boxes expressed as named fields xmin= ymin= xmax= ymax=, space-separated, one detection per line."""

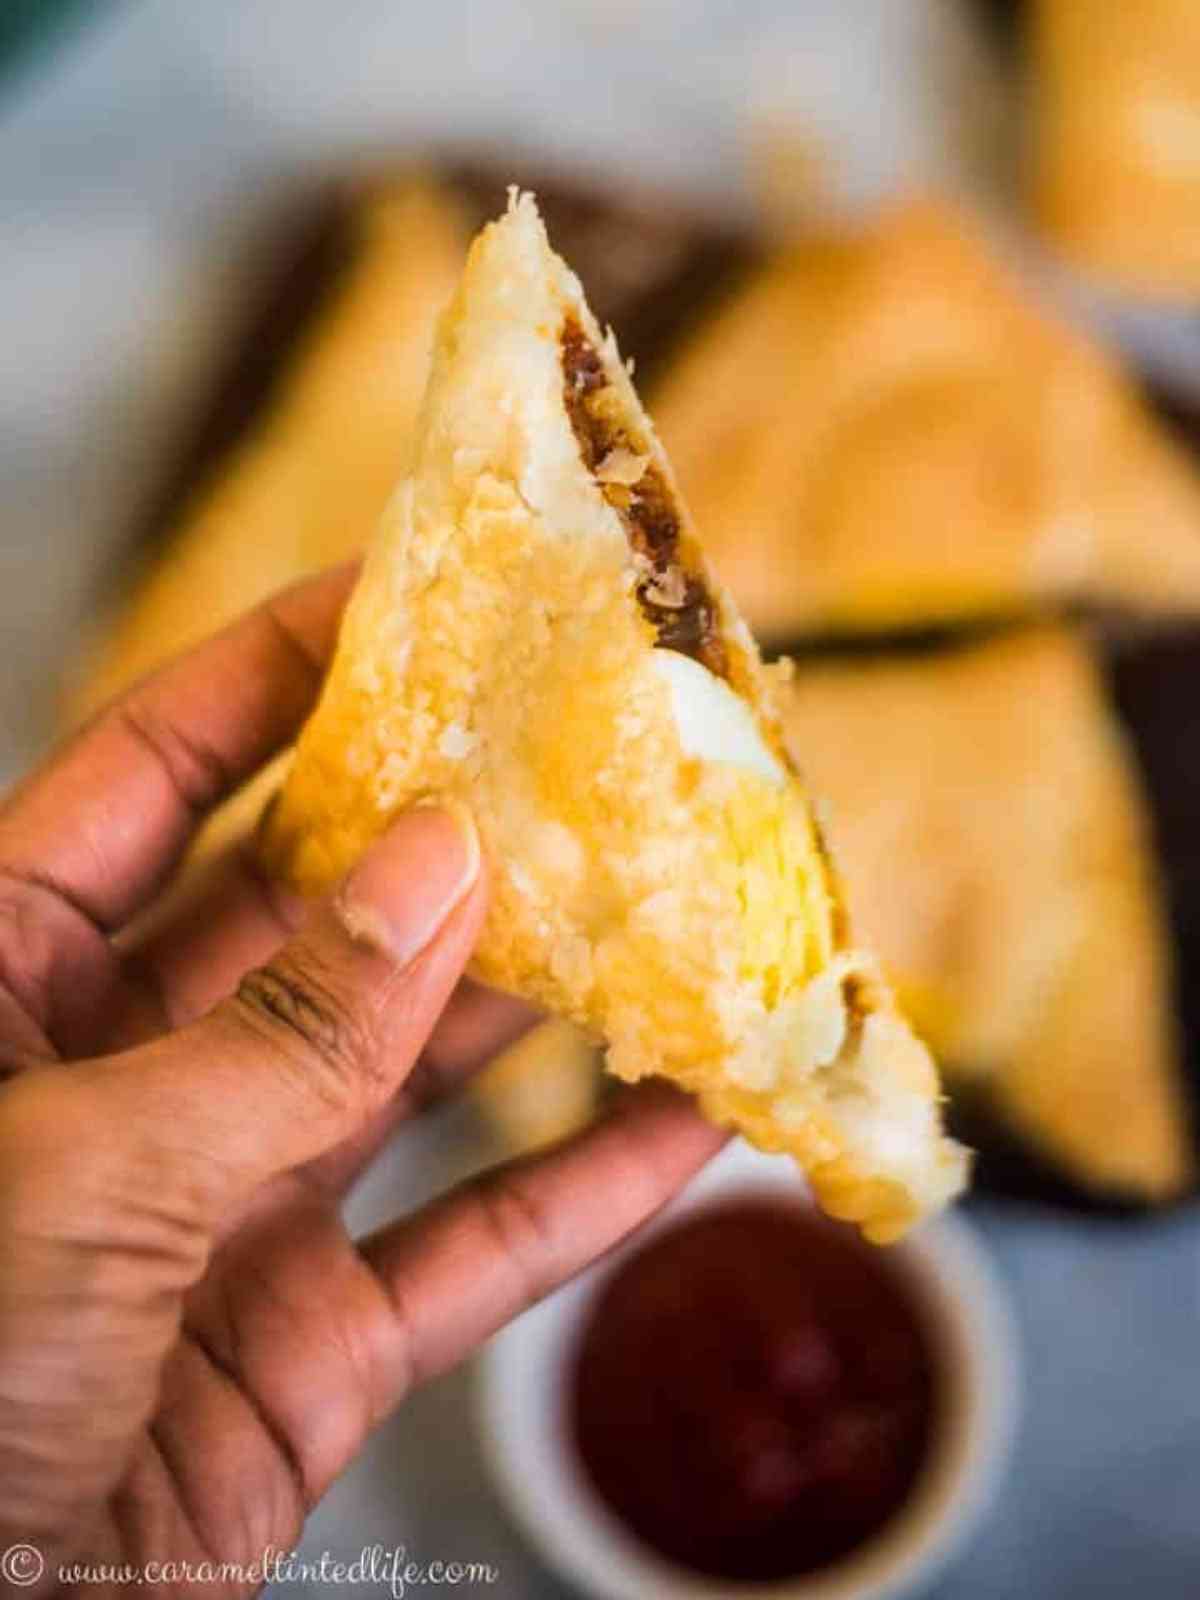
xmin=561 ymin=317 xmax=728 ymax=679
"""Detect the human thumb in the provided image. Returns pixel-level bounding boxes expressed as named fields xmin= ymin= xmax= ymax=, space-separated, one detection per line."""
xmin=86 ymin=803 xmax=483 ymax=1220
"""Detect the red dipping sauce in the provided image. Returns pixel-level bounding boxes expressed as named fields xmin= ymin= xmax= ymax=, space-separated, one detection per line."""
xmin=569 ymin=1197 xmax=937 ymax=1584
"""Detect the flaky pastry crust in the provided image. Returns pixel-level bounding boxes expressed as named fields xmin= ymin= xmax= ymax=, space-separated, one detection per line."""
xmin=261 ymin=193 xmax=966 ymax=1239
xmin=654 ymin=198 xmax=1200 ymax=640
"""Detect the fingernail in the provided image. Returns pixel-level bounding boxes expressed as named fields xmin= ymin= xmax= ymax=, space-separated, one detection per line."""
xmin=336 ymin=802 xmax=481 ymax=966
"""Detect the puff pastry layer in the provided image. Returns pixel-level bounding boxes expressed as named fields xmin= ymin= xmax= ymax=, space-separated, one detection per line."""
xmin=262 ymin=193 xmax=966 ymax=1238
xmin=654 ymin=198 xmax=1200 ymax=639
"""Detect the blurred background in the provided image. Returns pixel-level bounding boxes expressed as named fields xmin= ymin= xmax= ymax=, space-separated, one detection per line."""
xmin=3 ymin=2 xmax=1200 ymax=1596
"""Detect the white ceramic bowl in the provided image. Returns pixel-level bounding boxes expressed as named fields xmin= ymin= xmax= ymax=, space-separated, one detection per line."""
xmin=477 ymin=1142 xmax=1019 ymax=1600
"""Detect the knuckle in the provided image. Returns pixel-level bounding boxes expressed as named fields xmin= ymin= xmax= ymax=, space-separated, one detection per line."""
xmin=112 ymin=695 xmax=231 ymax=816
xmin=233 ymin=951 xmax=384 ymax=1114
xmin=0 ymin=876 xmax=52 ymax=983
xmin=0 ymin=871 xmax=97 ymax=1055
xmin=473 ymin=1174 xmax=560 ymax=1307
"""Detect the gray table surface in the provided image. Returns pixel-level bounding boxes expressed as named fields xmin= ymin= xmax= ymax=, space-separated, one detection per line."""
xmin=2 ymin=5 xmax=1198 ymax=1596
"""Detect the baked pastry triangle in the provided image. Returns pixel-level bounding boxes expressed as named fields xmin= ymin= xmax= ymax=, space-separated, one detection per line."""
xmin=781 ymin=627 xmax=1193 ymax=1201
xmin=261 ymin=192 xmax=967 ymax=1239
xmin=1032 ymin=0 xmax=1200 ymax=299
xmin=69 ymin=179 xmax=467 ymax=720
xmin=653 ymin=198 xmax=1200 ymax=640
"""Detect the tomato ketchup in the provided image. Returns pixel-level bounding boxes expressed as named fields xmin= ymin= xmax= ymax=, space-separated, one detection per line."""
xmin=569 ymin=1196 xmax=937 ymax=1582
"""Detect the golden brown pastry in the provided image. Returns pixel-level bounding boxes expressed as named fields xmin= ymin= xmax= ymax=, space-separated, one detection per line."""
xmin=653 ymin=197 xmax=1200 ymax=640
xmin=69 ymin=179 xmax=468 ymax=720
xmin=781 ymin=628 xmax=1192 ymax=1201
xmin=1032 ymin=0 xmax=1200 ymax=299
xmin=261 ymin=193 xmax=967 ymax=1239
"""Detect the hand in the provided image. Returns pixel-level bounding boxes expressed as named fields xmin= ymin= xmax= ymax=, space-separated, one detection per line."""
xmin=0 ymin=568 xmax=723 ymax=1596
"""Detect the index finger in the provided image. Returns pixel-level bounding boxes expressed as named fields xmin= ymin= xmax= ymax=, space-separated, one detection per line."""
xmin=0 ymin=563 xmax=354 ymax=935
